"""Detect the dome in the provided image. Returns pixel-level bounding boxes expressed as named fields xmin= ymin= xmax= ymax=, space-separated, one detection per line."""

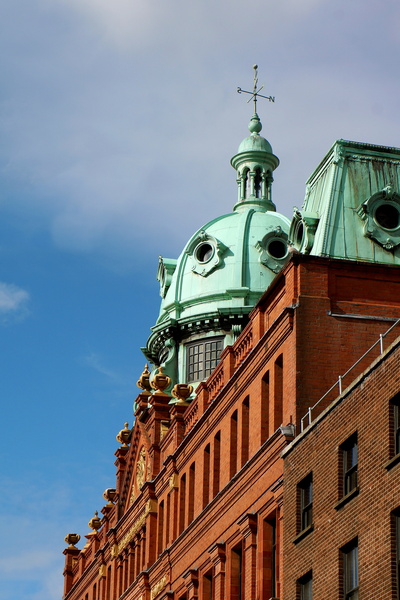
xmin=238 ymin=133 xmax=273 ymax=154
xmin=156 ymin=208 xmax=290 ymax=326
xmin=144 ymin=206 xmax=290 ymax=388
xmin=142 ymin=97 xmax=289 ymax=392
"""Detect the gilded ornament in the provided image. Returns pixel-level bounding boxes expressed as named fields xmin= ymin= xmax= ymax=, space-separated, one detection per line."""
xmin=150 ymin=366 xmax=171 ymax=395
xmin=98 ymin=565 xmax=107 ymax=578
xmin=150 ymin=575 xmax=167 ymax=600
xmin=118 ymin=500 xmax=157 ymax=553
xmin=102 ymin=488 xmax=116 ymax=506
xmin=160 ymin=420 xmax=169 ymax=440
xmin=116 ymin=422 xmax=132 ymax=447
xmin=137 ymin=363 xmax=152 ymax=394
xmin=136 ymin=447 xmax=147 ymax=490
xmin=171 ymin=383 xmax=193 ymax=404
xmin=64 ymin=533 xmax=81 ymax=548
xmin=169 ymin=473 xmax=178 ymax=489
xmin=88 ymin=511 xmax=102 ymax=532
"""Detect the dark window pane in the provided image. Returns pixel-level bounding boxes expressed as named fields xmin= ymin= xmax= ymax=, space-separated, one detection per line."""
xmin=342 ymin=435 xmax=358 ymax=496
xmin=344 ymin=542 xmax=358 ymax=600
xmin=299 ymin=474 xmax=313 ymax=531
xmin=186 ymin=338 xmax=223 ymax=383
xmin=298 ymin=572 xmax=312 ymax=600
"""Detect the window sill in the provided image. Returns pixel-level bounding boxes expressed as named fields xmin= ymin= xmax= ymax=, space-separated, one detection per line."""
xmin=293 ymin=524 xmax=314 ymax=544
xmin=385 ymin=453 xmax=400 ymax=471
xmin=334 ymin=486 xmax=359 ymax=510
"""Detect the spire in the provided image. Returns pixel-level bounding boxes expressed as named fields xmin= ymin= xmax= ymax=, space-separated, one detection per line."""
xmin=232 ymin=66 xmax=279 ymax=212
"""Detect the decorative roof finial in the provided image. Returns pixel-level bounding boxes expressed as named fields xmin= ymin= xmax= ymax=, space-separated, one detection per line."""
xmin=237 ymin=65 xmax=275 ymax=115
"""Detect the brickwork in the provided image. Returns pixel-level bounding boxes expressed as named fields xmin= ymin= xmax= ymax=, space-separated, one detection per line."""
xmin=283 ymin=336 xmax=400 ymax=599
xmin=63 ymin=255 xmax=400 ymax=600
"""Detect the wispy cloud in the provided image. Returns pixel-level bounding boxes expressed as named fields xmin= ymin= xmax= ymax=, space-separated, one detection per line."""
xmin=0 ymin=282 xmax=30 ymax=322
xmin=82 ymin=351 xmax=121 ymax=382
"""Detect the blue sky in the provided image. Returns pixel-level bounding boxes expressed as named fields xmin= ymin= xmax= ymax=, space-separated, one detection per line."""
xmin=1 ymin=0 xmax=400 ymax=598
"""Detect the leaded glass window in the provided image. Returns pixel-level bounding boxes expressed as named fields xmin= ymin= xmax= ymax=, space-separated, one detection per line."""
xmin=186 ymin=337 xmax=223 ymax=383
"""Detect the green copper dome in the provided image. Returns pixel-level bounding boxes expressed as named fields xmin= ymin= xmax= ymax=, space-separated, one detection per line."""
xmin=142 ymin=107 xmax=289 ymax=393
xmin=237 ymin=113 xmax=273 ymax=154
xmin=238 ymin=134 xmax=273 ymax=154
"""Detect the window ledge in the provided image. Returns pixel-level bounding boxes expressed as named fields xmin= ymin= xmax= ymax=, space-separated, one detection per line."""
xmin=293 ymin=524 xmax=314 ymax=544
xmin=334 ymin=486 xmax=359 ymax=510
xmin=385 ymin=453 xmax=400 ymax=471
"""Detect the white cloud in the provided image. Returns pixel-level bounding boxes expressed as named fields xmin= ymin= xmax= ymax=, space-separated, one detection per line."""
xmin=83 ymin=351 xmax=122 ymax=382
xmin=0 ymin=283 xmax=30 ymax=320
xmin=1 ymin=0 xmax=400 ymax=268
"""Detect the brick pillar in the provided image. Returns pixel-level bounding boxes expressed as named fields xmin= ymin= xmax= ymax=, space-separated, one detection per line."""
xmin=238 ymin=513 xmax=258 ymax=600
xmin=169 ymin=403 xmax=188 ymax=449
xmin=63 ymin=545 xmax=80 ymax=596
xmin=208 ymin=542 xmax=226 ymax=600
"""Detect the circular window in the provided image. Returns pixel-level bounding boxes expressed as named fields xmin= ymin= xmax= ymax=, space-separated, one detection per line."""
xmin=374 ymin=203 xmax=400 ymax=230
xmin=195 ymin=242 xmax=214 ymax=263
xmin=295 ymin=221 xmax=304 ymax=248
xmin=267 ymin=239 xmax=287 ymax=259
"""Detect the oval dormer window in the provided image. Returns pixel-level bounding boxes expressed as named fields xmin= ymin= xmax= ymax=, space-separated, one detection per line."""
xmin=374 ymin=202 xmax=400 ymax=231
xmin=267 ymin=239 xmax=288 ymax=260
xmin=195 ymin=242 xmax=214 ymax=263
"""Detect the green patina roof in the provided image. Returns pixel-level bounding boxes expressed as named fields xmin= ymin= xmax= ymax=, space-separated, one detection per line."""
xmin=290 ymin=139 xmax=400 ymax=266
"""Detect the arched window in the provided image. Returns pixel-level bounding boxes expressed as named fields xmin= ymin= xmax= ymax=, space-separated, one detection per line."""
xmin=254 ymin=168 xmax=262 ymax=198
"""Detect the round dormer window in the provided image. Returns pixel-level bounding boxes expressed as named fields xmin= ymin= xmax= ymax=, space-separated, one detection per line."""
xmin=295 ymin=221 xmax=304 ymax=249
xmin=267 ymin=239 xmax=288 ymax=260
xmin=195 ymin=242 xmax=214 ymax=263
xmin=374 ymin=202 xmax=400 ymax=231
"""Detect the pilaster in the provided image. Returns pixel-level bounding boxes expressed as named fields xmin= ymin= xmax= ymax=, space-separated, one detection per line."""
xmin=208 ymin=542 xmax=226 ymax=600
xmin=238 ymin=513 xmax=258 ymax=600
xmin=183 ymin=567 xmax=199 ymax=600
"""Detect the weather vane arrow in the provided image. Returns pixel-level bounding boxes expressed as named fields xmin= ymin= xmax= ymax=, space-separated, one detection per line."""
xmin=237 ymin=64 xmax=275 ymax=114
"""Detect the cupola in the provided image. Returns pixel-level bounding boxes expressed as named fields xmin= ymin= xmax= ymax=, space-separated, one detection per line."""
xmin=142 ymin=68 xmax=290 ymax=395
xmin=231 ymin=112 xmax=279 ymax=212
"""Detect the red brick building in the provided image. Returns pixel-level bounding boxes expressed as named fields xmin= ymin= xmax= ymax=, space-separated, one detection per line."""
xmin=62 ymin=88 xmax=400 ymax=599
xmin=63 ymin=254 xmax=400 ymax=600
xmin=283 ymin=320 xmax=400 ymax=599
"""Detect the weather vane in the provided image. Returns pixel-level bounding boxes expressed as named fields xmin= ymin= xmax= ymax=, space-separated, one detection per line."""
xmin=237 ymin=65 xmax=275 ymax=113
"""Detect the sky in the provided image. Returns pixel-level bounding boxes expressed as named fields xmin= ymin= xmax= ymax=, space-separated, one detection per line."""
xmin=1 ymin=0 xmax=400 ymax=598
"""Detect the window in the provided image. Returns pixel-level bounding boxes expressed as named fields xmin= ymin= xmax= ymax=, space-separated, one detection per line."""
xmin=299 ymin=474 xmax=313 ymax=531
xmin=179 ymin=474 xmax=186 ymax=534
xmin=262 ymin=516 xmax=277 ymax=599
xmin=186 ymin=337 xmax=223 ymax=383
xmin=342 ymin=540 xmax=358 ymax=600
xmin=254 ymin=168 xmax=262 ymax=197
xmin=342 ymin=434 xmax=358 ymax=496
xmin=202 ymin=570 xmax=213 ymax=600
xmin=391 ymin=394 xmax=400 ymax=457
xmin=230 ymin=410 xmax=238 ymax=478
xmin=213 ymin=431 xmax=221 ymax=496
xmin=203 ymin=444 xmax=210 ymax=509
xmin=273 ymin=354 xmax=283 ymax=430
xmin=188 ymin=462 xmax=195 ymax=524
xmin=241 ymin=397 xmax=250 ymax=467
xmin=157 ymin=500 xmax=164 ymax=556
xmin=261 ymin=371 xmax=270 ymax=443
xmin=298 ymin=571 xmax=312 ymax=600
xmin=231 ymin=545 xmax=243 ymax=600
